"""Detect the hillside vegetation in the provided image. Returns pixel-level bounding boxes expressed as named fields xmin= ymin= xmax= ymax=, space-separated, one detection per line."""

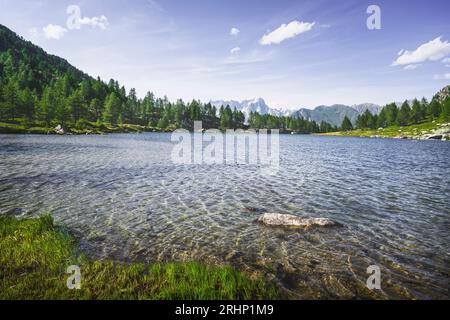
xmin=327 ymin=86 xmax=450 ymax=140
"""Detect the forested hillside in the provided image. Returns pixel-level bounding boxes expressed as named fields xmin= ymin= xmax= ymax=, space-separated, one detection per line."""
xmin=323 ymin=85 xmax=450 ymax=140
xmin=352 ymin=86 xmax=450 ymax=130
xmin=0 ymin=24 xmax=333 ymax=134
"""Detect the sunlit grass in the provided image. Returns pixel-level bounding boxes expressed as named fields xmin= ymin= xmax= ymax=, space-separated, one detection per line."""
xmin=0 ymin=215 xmax=279 ymax=300
xmin=320 ymin=120 xmax=447 ymax=139
xmin=0 ymin=119 xmax=161 ymax=134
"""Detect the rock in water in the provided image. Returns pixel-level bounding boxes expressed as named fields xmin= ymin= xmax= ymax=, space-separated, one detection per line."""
xmin=257 ymin=213 xmax=340 ymax=228
xmin=54 ymin=125 xmax=66 ymax=135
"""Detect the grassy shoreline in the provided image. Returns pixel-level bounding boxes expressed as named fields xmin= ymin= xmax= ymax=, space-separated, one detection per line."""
xmin=319 ymin=121 xmax=450 ymax=140
xmin=0 ymin=121 xmax=298 ymax=135
xmin=0 ymin=215 xmax=279 ymax=300
xmin=0 ymin=120 xmax=173 ymax=135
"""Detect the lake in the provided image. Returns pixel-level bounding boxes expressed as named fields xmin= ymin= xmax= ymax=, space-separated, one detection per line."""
xmin=0 ymin=133 xmax=449 ymax=299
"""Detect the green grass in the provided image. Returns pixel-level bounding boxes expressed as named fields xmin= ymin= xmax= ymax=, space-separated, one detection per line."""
xmin=0 ymin=121 xmax=30 ymax=133
xmin=0 ymin=215 xmax=279 ymax=300
xmin=0 ymin=119 xmax=160 ymax=135
xmin=320 ymin=120 xmax=448 ymax=139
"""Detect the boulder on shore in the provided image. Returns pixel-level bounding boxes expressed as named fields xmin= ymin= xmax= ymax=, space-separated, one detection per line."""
xmin=54 ymin=125 xmax=66 ymax=135
xmin=256 ymin=213 xmax=340 ymax=228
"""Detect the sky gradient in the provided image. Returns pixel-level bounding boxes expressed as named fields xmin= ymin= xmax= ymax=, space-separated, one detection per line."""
xmin=1 ymin=0 xmax=449 ymax=109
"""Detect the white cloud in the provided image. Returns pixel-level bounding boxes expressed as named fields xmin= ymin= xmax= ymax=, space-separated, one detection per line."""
xmin=259 ymin=21 xmax=315 ymax=45
xmin=433 ymin=73 xmax=450 ymax=80
xmin=79 ymin=15 xmax=109 ymax=30
xmin=230 ymin=27 xmax=240 ymax=36
xmin=43 ymin=24 xmax=67 ymax=40
xmin=230 ymin=47 xmax=241 ymax=55
xmin=403 ymin=64 xmax=420 ymax=70
xmin=393 ymin=37 xmax=450 ymax=67
xmin=442 ymin=57 xmax=450 ymax=64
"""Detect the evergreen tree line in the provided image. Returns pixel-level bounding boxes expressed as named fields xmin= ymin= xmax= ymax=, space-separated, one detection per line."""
xmin=0 ymin=70 xmax=337 ymax=133
xmin=352 ymin=97 xmax=450 ymax=130
xmin=248 ymin=112 xmax=337 ymax=133
xmin=0 ymin=45 xmax=335 ymax=133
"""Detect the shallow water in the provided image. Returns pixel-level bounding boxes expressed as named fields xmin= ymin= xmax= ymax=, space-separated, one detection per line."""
xmin=0 ymin=133 xmax=449 ymax=299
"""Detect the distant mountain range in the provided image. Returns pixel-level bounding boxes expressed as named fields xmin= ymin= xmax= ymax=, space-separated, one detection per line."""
xmin=211 ymin=88 xmax=450 ymax=127
xmin=211 ymin=99 xmax=384 ymax=127
xmin=210 ymin=98 xmax=291 ymax=119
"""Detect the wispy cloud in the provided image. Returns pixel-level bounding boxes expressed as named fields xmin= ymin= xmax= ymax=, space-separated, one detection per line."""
xmin=230 ymin=47 xmax=240 ymax=55
xmin=403 ymin=64 xmax=420 ymax=70
xmin=43 ymin=24 xmax=67 ymax=40
xmin=442 ymin=57 xmax=450 ymax=67
xmin=393 ymin=37 xmax=450 ymax=67
xmin=230 ymin=27 xmax=240 ymax=36
xmin=259 ymin=21 xmax=315 ymax=45
xmin=433 ymin=73 xmax=450 ymax=80
xmin=222 ymin=49 xmax=273 ymax=65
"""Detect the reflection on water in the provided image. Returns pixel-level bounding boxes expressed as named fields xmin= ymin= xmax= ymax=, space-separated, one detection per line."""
xmin=0 ymin=133 xmax=449 ymax=299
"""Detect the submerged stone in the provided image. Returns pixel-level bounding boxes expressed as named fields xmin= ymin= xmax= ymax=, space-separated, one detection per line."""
xmin=256 ymin=213 xmax=340 ymax=228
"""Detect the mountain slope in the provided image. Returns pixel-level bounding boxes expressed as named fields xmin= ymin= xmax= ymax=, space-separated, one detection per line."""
xmin=351 ymin=103 xmax=383 ymax=115
xmin=0 ymin=24 xmax=89 ymax=94
xmin=292 ymin=105 xmax=359 ymax=127
xmin=433 ymin=85 xmax=450 ymax=104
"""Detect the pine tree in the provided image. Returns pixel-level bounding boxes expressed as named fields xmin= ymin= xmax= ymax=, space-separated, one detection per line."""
xmin=220 ymin=106 xmax=233 ymax=129
xmin=341 ymin=116 xmax=353 ymax=131
xmin=397 ymin=101 xmax=411 ymax=126
xmin=67 ymin=91 xmax=86 ymax=123
xmin=157 ymin=111 xmax=170 ymax=129
xmin=55 ymin=96 xmax=70 ymax=127
xmin=2 ymin=80 xmax=19 ymax=120
xmin=427 ymin=99 xmax=441 ymax=119
xmin=20 ymin=87 xmax=35 ymax=121
xmin=89 ymin=98 xmax=102 ymax=120
xmin=37 ymin=86 xmax=56 ymax=125
xmin=410 ymin=99 xmax=423 ymax=124
xmin=377 ymin=108 xmax=387 ymax=128
xmin=102 ymin=92 xmax=120 ymax=124
xmin=384 ymin=103 xmax=398 ymax=126
xmin=440 ymin=97 xmax=450 ymax=121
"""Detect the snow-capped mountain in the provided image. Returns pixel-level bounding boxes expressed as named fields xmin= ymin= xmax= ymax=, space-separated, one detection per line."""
xmin=211 ymin=98 xmax=388 ymax=127
xmin=268 ymin=107 xmax=293 ymax=117
xmin=210 ymin=98 xmax=291 ymax=121
xmin=351 ymin=103 xmax=383 ymax=115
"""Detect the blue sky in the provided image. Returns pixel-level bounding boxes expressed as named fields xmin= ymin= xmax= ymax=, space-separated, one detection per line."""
xmin=1 ymin=0 xmax=449 ymax=109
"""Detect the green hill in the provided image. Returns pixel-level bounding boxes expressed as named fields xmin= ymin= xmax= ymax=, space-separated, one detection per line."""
xmin=323 ymin=85 xmax=450 ymax=140
xmin=0 ymin=24 xmax=89 ymax=95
